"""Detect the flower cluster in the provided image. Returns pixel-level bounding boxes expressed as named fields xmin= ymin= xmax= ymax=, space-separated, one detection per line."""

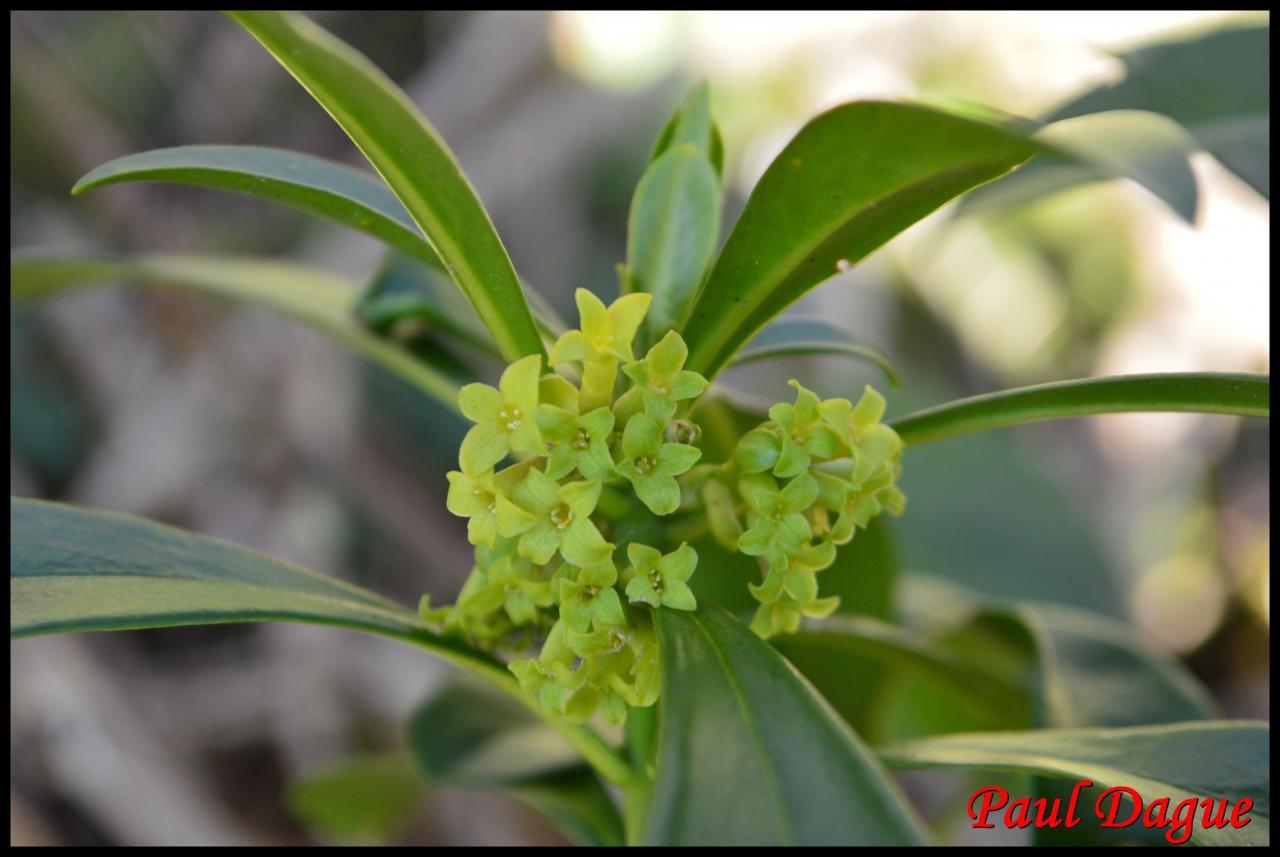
xmin=708 ymin=380 xmax=906 ymax=638
xmin=425 ymin=289 xmax=707 ymax=725
xmin=424 ymin=288 xmax=906 ymax=725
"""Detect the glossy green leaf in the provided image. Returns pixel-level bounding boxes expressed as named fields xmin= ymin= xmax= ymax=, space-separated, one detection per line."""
xmin=229 ymin=11 xmax=544 ymax=362
xmin=963 ymin=110 xmax=1201 ymax=223
xmin=889 ymin=372 xmax=1269 ymax=446
xmin=10 ymin=251 xmax=463 ymax=413
xmin=9 ymin=497 xmax=484 ymax=658
xmin=879 ymin=722 xmax=1270 ymax=846
xmin=285 ymin=755 xmax=424 ymax=844
xmin=729 ymin=316 xmax=899 ymax=386
xmin=409 ymin=677 xmax=624 ymax=846
xmin=1051 ymin=18 xmax=1268 ymax=198
xmin=681 ymin=101 xmax=1040 ymax=378
xmin=627 ymin=145 xmax=720 ymax=341
xmin=644 ymin=606 xmax=928 ymax=845
xmin=72 ymin=145 xmax=448 ymax=270
xmin=649 ymin=82 xmax=725 ymax=178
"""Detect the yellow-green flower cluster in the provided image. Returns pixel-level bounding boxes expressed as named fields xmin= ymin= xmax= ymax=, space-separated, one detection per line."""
xmin=706 ymin=380 xmax=906 ymax=638
xmin=427 ymin=289 xmax=708 ymax=725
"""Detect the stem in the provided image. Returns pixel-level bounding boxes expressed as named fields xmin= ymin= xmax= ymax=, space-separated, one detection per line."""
xmin=889 ymin=372 xmax=1269 ymax=447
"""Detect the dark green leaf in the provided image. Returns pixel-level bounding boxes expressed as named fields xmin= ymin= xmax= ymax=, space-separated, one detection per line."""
xmin=72 ymin=145 xmax=448 ymax=270
xmin=730 ymin=316 xmax=899 ymax=386
xmin=228 ymin=11 xmax=544 ymax=362
xmin=1050 ymin=18 xmax=1268 ymax=198
xmin=10 ymin=251 xmax=463 ymax=413
xmin=627 ymin=145 xmax=720 ymax=340
xmin=889 ymin=372 xmax=1269 ymax=446
xmin=409 ymin=677 xmax=624 ymax=846
xmin=963 ymin=110 xmax=1201 ymax=223
xmin=681 ymin=101 xmax=1040 ymax=378
xmin=285 ymin=755 xmax=424 ymax=843
xmin=879 ymin=722 xmax=1270 ymax=846
xmin=644 ymin=606 xmax=927 ymax=845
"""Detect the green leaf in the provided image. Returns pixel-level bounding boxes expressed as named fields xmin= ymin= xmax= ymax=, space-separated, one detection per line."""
xmin=408 ymin=677 xmax=582 ymax=786
xmin=10 ymin=251 xmax=463 ymax=413
xmin=879 ymin=722 xmax=1270 ymax=846
xmin=681 ymin=101 xmax=1040 ymax=379
xmin=644 ymin=606 xmax=927 ymax=845
xmin=10 ymin=497 xmax=472 ymax=652
xmin=889 ymin=372 xmax=1269 ymax=446
xmin=72 ymin=145 xmax=449 ymax=270
xmin=627 ymin=145 xmax=720 ymax=341
xmin=1049 ymin=18 xmax=1269 ymax=198
xmin=409 ymin=677 xmax=624 ymax=847
xmin=729 ymin=316 xmax=899 ymax=386
xmin=649 ymin=81 xmax=725 ymax=177
xmin=228 ymin=11 xmax=544 ymax=362
xmin=963 ymin=110 xmax=1202 ymax=223
xmin=358 ymin=254 xmax=565 ymax=360
xmin=285 ymin=755 xmax=424 ymax=844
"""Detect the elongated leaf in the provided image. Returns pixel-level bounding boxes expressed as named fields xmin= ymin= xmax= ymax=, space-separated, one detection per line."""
xmin=9 ymin=497 xmax=484 ymax=660
xmin=729 ymin=316 xmax=899 ymax=386
xmin=72 ymin=145 xmax=448 ymax=270
xmin=627 ymin=145 xmax=720 ymax=341
xmin=644 ymin=606 xmax=927 ymax=845
xmin=964 ymin=110 xmax=1201 ymax=222
xmin=649 ymin=82 xmax=724 ymax=177
xmin=1049 ymin=18 xmax=1269 ymax=198
xmin=889 ymin=372 xmax=1269 ymax=446
xmin=681 ymin=101 xmax=1040 ymax=378
xmin=879 ymin=722 xmax=1270 ymax=846
xmin=229 ymin=11 xmax=543 ymax=362
xmin=10 ymin=251 xmax=463 ymax=413
xmin=409 ymin=677 xmax=624 ymax=846
xmin=285 ymin=755 xmax=424 ymax=844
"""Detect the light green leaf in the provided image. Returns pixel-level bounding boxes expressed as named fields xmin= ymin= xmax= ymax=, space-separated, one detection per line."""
xmin=72 ymin=145 xmax=448 ymax=270
xmin=285 ymin=755 xmax=424 ymax=844
xmin=228 ymin=11 xmax=543 ymax=362
xmin=649 ymin=81 xmax=725 ymax=177
xmin=879 ymin=722 xmax=1270 ymax=846
xmin=730 ymin=316 xmax=899 ymax=386
xmin=889 ymin=372 xmax=1269 ymax=447
xmin=681 ymin=101 xmax=1040 ymax=379
xmin=409 ymin=677 xmax=624 ymax=847
xmin=10 ymin=251 xmax=463 ymax=413
xmin=644 ymin=606 xmax=928 ymax=845
xmin=627 ymin=145 xmax=720 ymax=341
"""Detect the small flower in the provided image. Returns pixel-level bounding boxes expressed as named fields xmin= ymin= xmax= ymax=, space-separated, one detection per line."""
xmin=537 ymin=404 xmax=616 ymax=481
xmin=736 ymin=471 xmax=818 ymax=570
xmin=617 ymin=331 xmax=708 ymax=422
xmin=445 ymin=469 xmax=502 ymax=547
xmin=458 ymin=354 xmax=544 ymax=474
xmin=510 ymin=621 xmax=580 ymax=712
xmin=558 ymin=561 xmax=627 ymax=633
xmin=456 ymin=543 xmax=553 ymax=627
xmin=624 ymin=542 xmax=697 ymax=611
xmin=497 ymin=468 xmax=614 ymax=566
xmin=616 ymin=413 xmax=702 ymax=515
xmin=549 ymin=289 xmax=652 ymax=365
xmin=767 ymin=380 xmax=842 ymax=477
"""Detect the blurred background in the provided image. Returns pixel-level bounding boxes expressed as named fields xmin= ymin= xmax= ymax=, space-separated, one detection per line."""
xmin=10 ymin=10 xmax=1268 ymax=846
